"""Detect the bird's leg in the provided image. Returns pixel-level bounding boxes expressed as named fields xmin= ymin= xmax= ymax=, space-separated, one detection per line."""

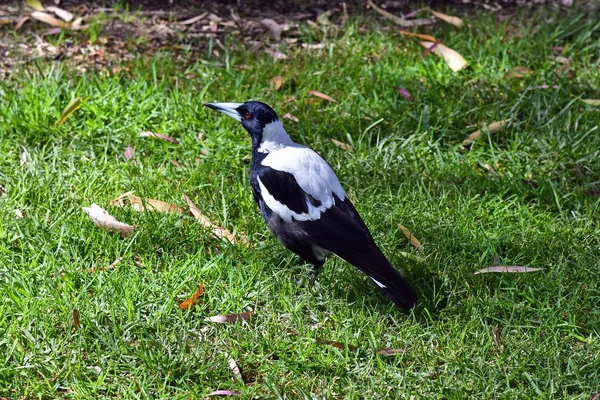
xmin=308 ymin=261 xmax=324 ymax=286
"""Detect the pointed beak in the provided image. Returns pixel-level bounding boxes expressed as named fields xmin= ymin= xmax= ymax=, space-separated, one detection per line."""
xmin=204 ymin=102 xmax=243 ymax=122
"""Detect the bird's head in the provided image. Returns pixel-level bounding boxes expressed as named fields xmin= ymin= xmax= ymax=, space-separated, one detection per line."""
xmin=204 ymin=101 xmax=290 ymax=151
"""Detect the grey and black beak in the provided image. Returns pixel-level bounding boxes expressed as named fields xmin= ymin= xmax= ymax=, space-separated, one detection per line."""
xmin=204 ymin=102 xmax=244 ymax=122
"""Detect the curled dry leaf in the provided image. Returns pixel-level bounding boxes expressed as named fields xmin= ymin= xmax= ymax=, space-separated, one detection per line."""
xmin=308 ymin=90 xmax=337 ymax=102
xmin=375 ymin=348 xmax=405 ymax=355
xmin=400 ymin=30 xmax=437 ymax=42
xmin=206 ymin=312 xmax=251 ymax=324
xmin=429 ymin=10 xmax=464 ymax=28
xmin=73 ymin=309 xmax=80 ymax=329
xmin=124 ymin=145 xmax=135 ymax=161
xmin=31 ymin=11 xmax=67 ymax=27
xmin=207 ymin=390 xmax=240 ymax=397
xmin=177 ymin=12 xmax=208 ymax=25
xmin=327 ymin=138 xmax=353 ymax=151
xmin=183 ymin=192 xmax=241 ymax=244
xmin=179 ymin=283 xmax=204 ymax=310
xmin=399 ymin=224 xmax=424 ymax=252
xmin=504 ymin=66 xmax=533 ymax=78
xmin=316 ymin=339 xmax=358 ymax=352
xmin=269 ymin=75 xmax=285 ymax=90
xmin=419 ymin=41 xmax=467 ymax=72
xmin=282 ymin=113 xmax=299 ymax=122
xmin=581 ymin=99 xmax=600 ymax=106
xmin=474 ymin=266 xmax=543 ymax=275
xmin=463 ymin=119 xmax=509 ymax=145
xmin=15 ymin=16 xmax=30 ymax=30
xmin=46 ymin=6 xmax=74 ymax=22
xmin=56 ymin=97 xmax=82 ymax=125
xmin=398 ymin=87 xmax=414 ymax=101
xmin=111 ymin=193 xmax=187 ymax=214
xmin=82 ymin=203 xmax=135 ymax=237
xmin=265 ymin=48 xmax=287 ymax=61
xmin=368 ymin=0 xmax=435 ymax=27
xmin=139 ymin=131 xmax=179 ymax=144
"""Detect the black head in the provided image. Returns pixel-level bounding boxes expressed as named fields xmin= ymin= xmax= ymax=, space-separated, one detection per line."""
xmin=204 ymin=101 xmax=279 ymax=139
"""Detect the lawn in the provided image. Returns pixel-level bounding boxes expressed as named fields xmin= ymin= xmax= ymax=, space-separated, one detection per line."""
xmin=1 ymin=3 xmax=599 ymax=399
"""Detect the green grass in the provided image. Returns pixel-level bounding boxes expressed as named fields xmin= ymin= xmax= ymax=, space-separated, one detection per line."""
xmin=1 ymin=7 xmax=600 ymax=399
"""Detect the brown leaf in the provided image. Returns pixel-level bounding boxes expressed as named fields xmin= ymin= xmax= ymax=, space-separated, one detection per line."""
xmin=429 ymin=10 xmax=464 ymax=28
xmin=282 ymin=113 xmax=299 ymax=122
xmin=492 ymin=327 xmax=503 ymax=349
xmin=46 ymin=6 xmax=74 ymax=22
xmin=261 ymin=18 xmax=285 ymax=41
xmin=269 ymin=75 xmax=285 ymax=90
xmin=15 ymin=16 xmax=30 ymax=30
xmin=554 ymin=56 xmax=570 ymax=65
xmin=368 ymin=0 xmax=435 ymax=27
xmin=474 ymin=266 xmax=543 ymax=275
xmin=308 ymin=90 xmax=337 ymax=102
xmin=183 ymin=192 xmax=240 ymax=244
xmin=56 ymin=97 xmax=82 ymax=125
xmin=139 ymin=131 xmax=179 ymax=144
xmin=73 ymin=309 xmax=80 ymax=329
xmin=207 ymin=390 xmax=240 ymax=396
xmin=88 ymin=256 xmax=125 ymax=273
xmin=111 ymin=194 xmax=187 ymax=214
xmin=398 ymin=87 xmax=414 ymax=101
xmin=400 ymin=30 xmax=437 ymax=42
xmin=316 ymin=339 xmax=358 ymax=351
xmin=375 ymin=348 xmax=405 ymax=355
xmin=31 ymin=11 xmax=67 ymax=27
xmin=327 ymin=138 xmax=353 ymax=151
xmin=169 ymin=160 xmax=182 ymax=167
xmin=463 ymin=119 xmax=509 ymax=145
xmin=265 ymin=48 xmax=287 ymax=61
xmin=82 ymin=204 xmax=135 ymax=237
xmin=581 ymin=99 xmax=600 ymax=106
xmin=179 ymin=283 xmax=204 ymax=310
xmin=504 ymin=66 xmax=533 ymax=78
xmin=206 ymin=312 xmax=251 ymax=324
xmin=26 ymin=0 xmax=45 ymax=11
xmin=177 ymin=12 xmax=208 ymax=25
xmin=419 ymin=41 xmax=467 ymax=72
xmin=124 ymin=145 xmax=135 ymax=161
xmin=399 ymin=224 xmax=424 ymax=252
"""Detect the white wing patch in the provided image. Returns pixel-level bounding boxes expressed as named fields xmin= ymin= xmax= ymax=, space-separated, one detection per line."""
xmin=259 ymin=145 xmax=346 ymax=223
xmin=370 ymin=277 xmax=387 ymax=289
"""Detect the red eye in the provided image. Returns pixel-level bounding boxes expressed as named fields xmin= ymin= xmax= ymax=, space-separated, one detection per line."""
xmin=245 ymin=112 xmax=253 ymax=119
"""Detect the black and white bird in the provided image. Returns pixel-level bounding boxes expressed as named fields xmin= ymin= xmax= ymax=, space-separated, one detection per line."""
xmin=204 ymin=101 xmax=417 ymax=309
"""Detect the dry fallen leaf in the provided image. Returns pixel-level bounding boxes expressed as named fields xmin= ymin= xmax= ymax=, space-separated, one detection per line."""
xmin=375 ymin=348 xmax=405 ymax=355
xmin=492 ymin=327 xmax=503 ymax=349
xmin=26 ymin=0 xmax=45 ymax=11
xmin=420 ymin=41 xmax=467 ymax=72
xmin=327 ymin=138 xmax=353 ymax=151
xmin=46 ymin=6 xmax=73 ymax=22
xmin=169 ymin=160 xmax=181 ymax=168
xmin=124 ymin=145 xmax=135 ymax=161
xmin=265 ymin=48 xmax=287 ymax=61
xmin=261 ymin=18 xmax=286 ymax=41
xmin=463 ymin=119 xmax=509 ymax=145
xmin=429 ymin=9 xmax=464 ymax=28
xmin=14 ymin=209 xmax=25 ymax=219
xmin=206 ymin=312 xmax=251 ymax=324
xmin=139 ymin=131 xmax=179 ymax=144
xmin=399 ymin=224 xmax=424 ymax=252
xmin=111 ymin=194 xmax=187 ymax=214
xmin=308 ymin=90 xmax=337 ymax=102
xmin=15 ymin=16 xmax=30 ymax=30
xmin=73 ymin=309 xmax=80 ymax=329
xmin=581 ymin=99 xmax=600 ymax=106
xmin=368 ymin=0 xmax=435 ymax=27
xmin=31 ymin=11 xmax=67 ymax=27
xmin=20 ymin=148 xmax=28 ymax=166
xmin=207 ymin=390 xmax=240 ymax=397
xmin=398 ymin=87 xmax=414 ymax=101
xmin=474 ymin=266 xmax=543 ymax=274
xmin=228 ymin=358 xmax=243 ymax=381
xmin=504 ymin=66 xmax=533 ymax=78
xmin=183 ymin=192 xmax=240 ymax=244
xmin=269 ymin=75 xmax=285 ymax=90
xmin=282 ymin=113 xmax=299 ymax=122
xmin=82 ymin=203 xmax=135 ymax=237
xmin=316 ymin=339 xmax=358 ymax=352
xmin=400 ymin=30 xmax=437 ymax=42
xmin=481 ymin=163 xmax=499 ymax=176
xmin=177 ymin=12 xmax=208 ymax=25
xmin=179 ymin=283 xmax=204 ymax=310
xmin=56 ymin=97 xmax=81 ymax=125
xmin=88 ymin=256 xmax=125 ymax=273
xmin=302 ymin=43 xmax=327 ymax=50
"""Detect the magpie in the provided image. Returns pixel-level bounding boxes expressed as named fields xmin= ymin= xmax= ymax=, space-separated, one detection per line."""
xmin=204 ymin=101 xmax=417 ymax=309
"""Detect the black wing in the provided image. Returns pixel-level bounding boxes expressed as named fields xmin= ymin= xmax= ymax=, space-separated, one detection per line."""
xmin=301 ymin=196 xmax=417 ymax=310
